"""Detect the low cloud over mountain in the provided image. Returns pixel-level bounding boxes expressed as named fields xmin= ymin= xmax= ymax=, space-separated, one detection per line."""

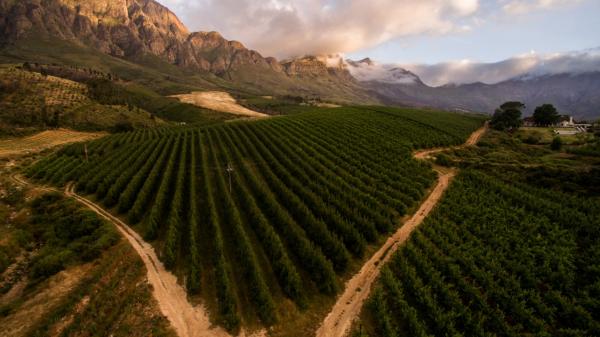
xmin=401 ymin=48 xmax=600 ymax=86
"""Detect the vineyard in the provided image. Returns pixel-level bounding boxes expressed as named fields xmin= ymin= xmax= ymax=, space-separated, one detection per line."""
xmin=25 ymin=107 xmax=484 ymax=332
xmin=358 ymin=169 xmax=600 ymax=337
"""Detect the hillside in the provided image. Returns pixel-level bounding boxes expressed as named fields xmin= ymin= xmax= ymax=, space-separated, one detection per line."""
xmin=0 ymin=0 xmax=375 ymax=105
xmin=0 ymin=175 xmax=175 ymax=337
xmin=348 ymin=59 xmax=600 ymax=120
xmin=2 ymin=0 xmax=597 ymax=120
xmin=0 ymin=65 xmax=164 ymax=132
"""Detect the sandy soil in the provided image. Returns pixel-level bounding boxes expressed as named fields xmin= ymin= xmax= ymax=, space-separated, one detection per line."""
xmin=0 ymin=264 xmax=91 ymax=337
xmin=63 ymin=183 xmax=232 ymax=337
xmin=172 ymin=91 xmax=268 ymax=118
xmin=0 ymin=129 xmax=105 ymax=158
xmin=315 ymin=123 xmax=488 ymax=337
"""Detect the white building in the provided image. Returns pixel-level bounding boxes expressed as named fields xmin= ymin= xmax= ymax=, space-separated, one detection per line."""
xmin=558 ymin=116 xmax=575 ymax=127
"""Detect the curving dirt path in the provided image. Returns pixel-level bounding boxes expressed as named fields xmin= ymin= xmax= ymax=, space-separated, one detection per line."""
xmin=63 ymin=183 xmax=232 ymax=337
xmin=315 ymin=123 xmax=488 ymax=337
xmin=10 ymin=123 xmax=487 ymax=337
xmin=10 ymin=175 xmax=232 ymax=337
xmin=414 ymin=121 xmax=488 ymax=160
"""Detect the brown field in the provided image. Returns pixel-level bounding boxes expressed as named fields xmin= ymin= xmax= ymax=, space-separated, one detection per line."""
xmin=0 ymin=129 xmax=105 ymax=158
xmin=171 ymin=91 xmax=269 ymax=118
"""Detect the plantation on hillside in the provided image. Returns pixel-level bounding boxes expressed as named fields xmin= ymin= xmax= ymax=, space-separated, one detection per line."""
xmin=26 ymin=107 xmax=484 ymax=332
xmin=0 ymin=65 xmax=162 ymax=131
xmin=357 ymin=169 xmax=600 ymax=337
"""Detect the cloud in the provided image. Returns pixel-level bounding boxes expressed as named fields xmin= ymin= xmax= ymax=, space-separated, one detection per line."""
xmin=399 ymin=48 xmax=600 ymax=86
xmin=503 ymin=0 xmax=583 ymax=15
xmin=158 ymin=0 xmax=479 ymax=58
xmin=347 ymin=59 xmax=421 ymax=84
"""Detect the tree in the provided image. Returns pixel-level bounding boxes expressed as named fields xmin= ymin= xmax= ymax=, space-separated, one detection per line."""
xmin=533 ymin=104 xmax=560 ymax=126
xmin=491 ymin=101 xmax=525 ymax=131
xmin=551 ymin=136 xmax=563 ymax=151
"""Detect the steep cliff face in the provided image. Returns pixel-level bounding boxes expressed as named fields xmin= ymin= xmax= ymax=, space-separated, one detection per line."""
xmin=0 ymin=0 xmax=374 ymax=104
xmin=0 ymin=0 xmax=280 ymax=74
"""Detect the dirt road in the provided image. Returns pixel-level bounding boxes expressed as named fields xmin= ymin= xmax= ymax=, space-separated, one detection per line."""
xmin=171 ymin=91 xmax=268 ymax=118
xmin=315 ymin=123 xmax=488 ymax=337
xmin=10 ymin=175 xmax=232 ymax=337
xmin=414 ymin=122 xmax=488 ymax=160
xmin=10 ymin=123 xmax=487 ymax=337
xmin=0 ymin=129 xmax=105 ymax=158
xmin=63 ymin=183 xmax=232 ymax=337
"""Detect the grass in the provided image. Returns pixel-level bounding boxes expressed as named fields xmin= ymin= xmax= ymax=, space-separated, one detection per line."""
xmin=0 ymin=173 xmax=175 ymax=337
xmin=517 ymin=127 xmax=595 ymax=145
xmin=440 ymin=128 xmax=600 ymax=196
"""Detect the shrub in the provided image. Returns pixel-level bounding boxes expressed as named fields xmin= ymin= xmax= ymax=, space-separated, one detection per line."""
xmin=524 ymin=132 xmax=542 ymax=145
xmin=436 ymin=153 xmax=453 ymax=166
xmin=551 ymin=136 xmax=563 ymax=151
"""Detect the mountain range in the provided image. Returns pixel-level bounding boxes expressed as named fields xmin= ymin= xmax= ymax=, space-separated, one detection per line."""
xmin=347 ymin=58 xmax=600 ymax=120
xmin=1 ymin=0 xmax=599 ymax=120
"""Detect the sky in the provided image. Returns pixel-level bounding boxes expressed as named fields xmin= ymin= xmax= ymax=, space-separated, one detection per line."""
xmin=160 ymin=0 xmax=600 ymax=85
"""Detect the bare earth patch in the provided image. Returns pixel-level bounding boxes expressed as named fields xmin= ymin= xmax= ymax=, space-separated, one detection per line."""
xmin=0 ymin=129 xmax=105 ymax=158
xmin=171 ymin=91 xmax=269 ymax=118
xmin=0 ymin=264 xmax=91 ymax=337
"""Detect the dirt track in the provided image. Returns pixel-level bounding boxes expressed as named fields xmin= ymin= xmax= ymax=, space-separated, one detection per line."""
xmin=414 ymin=122 xmax=488 ymax=160
xmin=10 ymin=175 xmax=232 ymax=337
xmin=171 ymin=91 xmax=268 ymax=118
xmin=10 ymin=123 xmax=487 ymax=337
xmin=315 ymin=123 xmax=488 ymax=337
xmin=63 ymin=183 xmax=232 ymax=337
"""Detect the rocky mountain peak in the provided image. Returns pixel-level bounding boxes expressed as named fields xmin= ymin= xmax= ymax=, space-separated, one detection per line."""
xmin=0 ymin=0 xmax=361 ymax=85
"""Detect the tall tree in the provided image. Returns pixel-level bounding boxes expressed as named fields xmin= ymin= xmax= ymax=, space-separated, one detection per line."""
xmin=491 ymin=101 xmax=525 ymax=131
xmin=533 ymin=104 xmax=560 ymax=126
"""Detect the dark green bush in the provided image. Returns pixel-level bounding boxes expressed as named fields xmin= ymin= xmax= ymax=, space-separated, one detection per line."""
xmin=551 ymin=136 xmax=563 ymax=151
xmin=27 ymin=194 xmax=118 ymax=281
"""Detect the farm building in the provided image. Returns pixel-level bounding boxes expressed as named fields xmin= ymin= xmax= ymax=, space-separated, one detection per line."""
xmin=523 ymin=117 xmax=536 ymax=127
xmin=557 ymin=116 xmax=575 ymax=127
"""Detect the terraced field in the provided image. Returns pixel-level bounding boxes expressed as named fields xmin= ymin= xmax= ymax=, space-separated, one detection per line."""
xmin=25 ymin=106 xmax=485 ymax=333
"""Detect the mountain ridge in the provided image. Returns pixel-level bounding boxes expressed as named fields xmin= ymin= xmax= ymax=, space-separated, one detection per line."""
xmin=1 ymin=0 xmax=599 ymax=119
xmin=0 ymin=0 xmax=372 ymax=104
xmin=345 ymin=58 xmax=600 ymax=120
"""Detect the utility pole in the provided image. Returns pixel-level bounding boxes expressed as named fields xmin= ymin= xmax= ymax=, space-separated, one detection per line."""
xmin=84 ymin=144 xmax=89 ymax=162
xmin=226 ymin=163 xmax=234 ymax=193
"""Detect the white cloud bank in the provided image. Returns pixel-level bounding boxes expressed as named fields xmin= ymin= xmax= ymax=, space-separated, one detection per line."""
xmin=503 ymin=0 xmax=583 ymax=15
xmin=401 ymin=48 xmax=600 ymax=86
xmin=159 ymin=0 xmax=479 ymax=58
